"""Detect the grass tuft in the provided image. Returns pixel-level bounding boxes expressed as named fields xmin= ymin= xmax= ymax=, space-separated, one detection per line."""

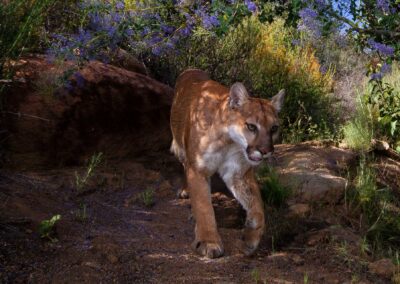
xmin=140 ymin=188 xmax=155 ymax=208
xmin=257 ymin=165 xmax=291 ymax=208
xmin=343 ymin=95 xmax=374 ymax=151
xmin=348 ymin=156 xmax=400 ymax=257
xmin=75 ymin=152 xmax=103 ymax=192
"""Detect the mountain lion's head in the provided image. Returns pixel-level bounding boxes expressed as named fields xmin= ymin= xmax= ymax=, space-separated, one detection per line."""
xmin=227 ymin=83 xmax=285 ymax=166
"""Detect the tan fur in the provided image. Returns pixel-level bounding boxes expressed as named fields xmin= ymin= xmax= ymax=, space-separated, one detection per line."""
xmin=170 ymin=69 xmax=284 ymax=258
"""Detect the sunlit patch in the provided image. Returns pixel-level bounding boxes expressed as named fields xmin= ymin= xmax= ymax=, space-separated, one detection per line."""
xmin=227 ymin=125 xmax=248 ymax=149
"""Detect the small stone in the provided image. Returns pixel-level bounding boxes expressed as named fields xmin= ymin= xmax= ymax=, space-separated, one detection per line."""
xmin=368 ymin=258 xmax=396 ymax=278
xmin=306 ymin=230 xmax=328 ymax=246
xmin=288 ymin=204 xmax=310 ymax=217
xmin=107 ymin=254 xmax=119 ymax=264
xmin=83 ymin=261 xmax=101 ymax=270
xmin=338 ymin=142 xmax=349 ymax=149
xmin=159 ymin=180 xmax=172 ymax=192
xmin=372 ymin=139 xmax=390 ymax=151
xmin=290 ymin=254 xmax=304 ymax=265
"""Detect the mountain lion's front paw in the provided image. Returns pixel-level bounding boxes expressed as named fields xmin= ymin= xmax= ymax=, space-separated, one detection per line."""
xmin=242 ymin=214 xmax=264 ymax=256
xmin=192 ymin=239 xmax=224 ymax=258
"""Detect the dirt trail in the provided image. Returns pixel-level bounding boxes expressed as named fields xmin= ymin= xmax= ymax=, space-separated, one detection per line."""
xmin=1 ymin=55 xmax=396 ymax=283
xmin=0 ymin=150 xmax=390 ymax=284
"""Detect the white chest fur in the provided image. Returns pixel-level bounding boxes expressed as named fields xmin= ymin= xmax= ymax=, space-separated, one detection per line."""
xmin=196 ymin=142 xmax=251 ymax=186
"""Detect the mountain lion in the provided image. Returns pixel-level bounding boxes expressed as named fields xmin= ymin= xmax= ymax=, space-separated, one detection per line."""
xmin=170 ymin=69 xmax=285 ymax=258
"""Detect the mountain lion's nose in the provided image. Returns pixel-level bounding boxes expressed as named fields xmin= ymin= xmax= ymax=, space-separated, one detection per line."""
xmin=258 ymin=145 xmax=273 ymax=155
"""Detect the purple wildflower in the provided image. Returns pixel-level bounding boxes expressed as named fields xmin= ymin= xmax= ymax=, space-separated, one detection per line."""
xmin=315 ymin=0 xmax=328 ymax=9
xmin=147 ymin=34 xmax=162 ymax=45
xmin=74 ymin=72 xmax=86 ymax=88
xmin=112 ymin=12 xmax=123 ymax=22
xmin=76 ymin=28 xmax=92 ymax=44
xmin=65 ymin=81 xmax=74 ymax=92
xmin=165 ymin=40 xmax=175 ymax=49
xmin=115 ymin=1 xmax=125 ymax=10
xmin=245 ymin=0 xmax=257 ymax=13
xmin=299 ymin=8 xmax=318 ymax=19
xmin=107 ymin=26 xmax=118 ymax=37
xmin=292 ymin=39 xmax=301 ymax=46
xmin=367 ymin=39 xmax=395 ymax=56
xmin=298 ymin=8 xmax=322 ymax=38
xmin=125 ymin=28 xmax=133 ymax=37
xmin=152 ymin=46 xmax=163 ymax=56
xmin=161 ymin=25 xmax=175 ymax=34
xmin=183 ymin=12 xmax=195 ymax=25
xmin=376 ymin=0 xmax=390 ymax=13
xmin=179 ymin=25 xmax=193 ymax=37
xmin=141 ymin=27 xmax=151 ymax=37
xmin=381 ymin=63 xmax=392 ymax=74
xmin=320 ymin=65 xmax=328 ymax=74
xmin=370 ymin=73 xmax=383 ymax=80
xmin=335 ymin=34 xmax=347 ymax=48
xmin=202 ymin=14 xmax=219 ymax=29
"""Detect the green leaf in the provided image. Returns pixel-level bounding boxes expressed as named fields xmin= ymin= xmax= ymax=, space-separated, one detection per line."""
xmin=38 ymin=214 xmax=61 ymax=240
xmin=390 ymin=120 xmax=397 ymax=136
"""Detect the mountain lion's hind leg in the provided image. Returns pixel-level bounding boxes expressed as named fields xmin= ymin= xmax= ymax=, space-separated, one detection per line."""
xmin=170 ymin=139 xmax=189 ymax=198
xmin=177 ymin=165 xmax=189 ymax=199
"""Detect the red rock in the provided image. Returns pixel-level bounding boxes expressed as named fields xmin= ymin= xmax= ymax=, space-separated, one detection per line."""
xmin=3 ymin=57 xmax=173 ymax=169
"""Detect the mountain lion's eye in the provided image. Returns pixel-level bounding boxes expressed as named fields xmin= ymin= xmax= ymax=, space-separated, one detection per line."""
xmin=271 ymin=125 xmax=279 ymax=133
xmin=246 ymin=123 xmax=257 ymax=132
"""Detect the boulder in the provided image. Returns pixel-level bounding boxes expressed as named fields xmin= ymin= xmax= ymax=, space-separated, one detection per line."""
xmin=287 ymin=203 xmax=310 ymax=218
xmin=368 ymin=258 xmax=396 ymax=278
xmin=273 ymin=143 xmax=356 ymax=204
xmin=109 ymin=48 xmax=148 ymax=75
xmin=3 ymin=57 xmax=173 ymax=169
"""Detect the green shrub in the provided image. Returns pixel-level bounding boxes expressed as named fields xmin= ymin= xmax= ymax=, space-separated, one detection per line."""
xmin=372 ymin=63 xmax=400 ymax=151
xmin=365 ymin=80 xmax=400 ymax=151
xmin=156 ymin=16 xmax=337 ymax=143
xmin=344 ymin=62 xmax=400 ymax=152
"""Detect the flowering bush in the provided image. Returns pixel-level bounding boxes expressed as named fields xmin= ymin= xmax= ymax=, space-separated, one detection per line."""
xmin=368 ymin=63 xmax=400 ymax=151
xmin=47 ymin=0 xmax=261 ymax=64
xmin=154 ymin=16 xmax=337 ymax=142
xmin=344 ymin=62 xmax=400 ymax=152
xmin=47 ymin=0 xmax=134 ymax=63
xmin=43 ymin=1 xmax=339 ymax=142
xmin=26 ymin=0 xmax=396 ymax=144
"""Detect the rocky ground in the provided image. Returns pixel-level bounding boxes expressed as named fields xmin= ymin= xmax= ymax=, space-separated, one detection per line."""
xmin=0 ymin=56 xmax=399 ymax=283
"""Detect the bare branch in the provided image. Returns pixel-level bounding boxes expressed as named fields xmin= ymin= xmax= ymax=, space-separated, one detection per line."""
xmin=327 ymin=10 xmax=400 ymax=39
xmin=1 ymin=111 xmax=52 ymax=122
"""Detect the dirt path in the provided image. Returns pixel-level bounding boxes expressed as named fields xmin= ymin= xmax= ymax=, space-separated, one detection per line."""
xmin=0 ymin=153 xmax=389 ymax=283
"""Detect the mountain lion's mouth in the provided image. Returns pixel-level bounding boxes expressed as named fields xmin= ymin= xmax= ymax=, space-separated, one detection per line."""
xmin=246 ymin=151 xmax=263 ymax=164
xmin=248 ymin=155 xmax=262 ymax=162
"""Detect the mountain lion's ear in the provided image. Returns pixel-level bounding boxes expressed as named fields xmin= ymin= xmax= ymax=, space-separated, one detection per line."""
xmin=229 ymin=82 xmax=249 ymax=109
xmin=271 ymin=89 xmax=285 ymax=113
